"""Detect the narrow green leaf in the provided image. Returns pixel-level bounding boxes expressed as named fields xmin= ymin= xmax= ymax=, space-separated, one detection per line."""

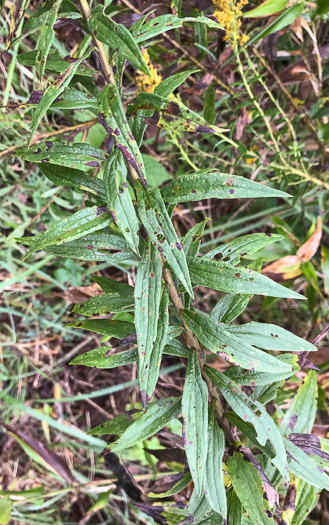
xmin=129 ymin=93 xmax=228 ymax=134
xmin=182 ymin=310 xmax=293 ymax=373
xmin=98 ymin=84 xmax=147 ymax=185
xmin=280 ymin=371 xmax=318 ymax=436
xmin=88 ymin=412 xmax=142 ymax=436
xmin=35 ymin=0 xmax=61 ymax=78
xmin=110 ymin=397 xmax=181 ymax=451
xmin=228 ymin=490 xmax=242 ymax=525
xmin=182 ymin=218 xmax=209 ymax=258
xmin=136 ymin=182 xmax=193 ymax=296
xmin=22 ymin=205 xmax=111 ymax=259
xmin=188 ymin=257 xmax=305 ymax=299
xmin=227 ymin=322 xmax=317 ymax=352
xmin=211 ymin=293 xmax=251 ymax=324
xmin=182 ymin=350 xmax=208 ymax=495
xmin=132 ymin=14 xmax=221 ymax=44
xmin=164 ymin=338 xmax=190 ymax=359
xmin=161 ymin=172 xmax=289 ymax=204
xmin=67 ymin=319 xmax=134 ymax=339
xmin=206 ymin=366 xmax=288 ymax=478
xmin=43 ymin=231 xmax=139 ymax=261
xmin=28 ymin=50 xmax=93 ymax=145
xmin=73 ymin=294 xmax=134 ymax=316
xmin=225 ymin=354 xmax=299 ymax=386
xmin=321 ymin=245 xmax=329 ymax=294
xmin=89 ymin=11 xmax=150 ymax=75
xmin=0 ymin=497 xmax=12 ymax=525
xmin=250 ymin=3 xmax=304 ymax=43
xmin=243 ymin=0 xmax=288 ymax=18
xmin=145 ymin=286 xmax=170 ymax=398
xmin=227 ymin=453 xmax=274 ymax=524
xmin=17 ymin=142 xmax=107 ymax=171
xmin=40 ymin=162 xmax=106 ymax=202
xmin=134 ymin=242 xmax=163 ymax=398
xmin=204 ymin=400 xmax=227 ymax=517
xmin=204 ymin=233 xmax=283 ymax=264
xmin=154 ymin=70 xmax=199 ymax=98
xmin=292 ymin=480 xmax=319 ymax=525
xmin=92 ymin=276 xmax=133 ymax=295
xmin=18 ymin=52 xmax=94 ymax=76
xmin=104 ymin=151 xmax=140 ymax=254
xmin=70 ymin=346 xmax=137 ymax=368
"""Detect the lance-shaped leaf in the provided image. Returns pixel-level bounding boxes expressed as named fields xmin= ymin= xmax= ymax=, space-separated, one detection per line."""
xmin=154 ymin=69 xmax=199 ymax=98
xmin=89 ymin=11 xmax=150 ymax=75
xmin=18 ymin=53 xmax=94 ymax=77
xmin=206 ymin=366 xmax=288 ymax=479
xmin=17 ymin=142 xmax=107 ymax=171
xmin=228 ymin=490 xmax=242 ymax=525
xmin=211 ymin=293 xmax=251 ymax=324
xmin=226 ymin=322 xmax=317 ymax=352
xmin=92 ymin=276 xmax=133 ymax=295
xmin=136 ymin=182 xmax=193 ymax=296
xmin=103 ymin=151 xmax=140 ymax=254
xmin=161 ymin=172 xmax=289 ymax=204
xmin=132 ymin=14 xmax=222 ymax=43
xmin=67 ymin=319 xmax=134 ymax=339
xmin=3 ymin=423 xmax=74 ymax=484
xmin=204 ymin=233 xmax=283 ymax=264
xmin=71 ymin=346 xmax=138 ymax=368
xmin=284 ymin=438 xmax=329 ymax=491
xmin=129 ymin=93 xmax=228 ymax=134
xmin=243 ymin=0 xmax=288 ymax=18
xmin=225 ymin=353 xmax=299 ymax=386
xmin=22 ymin=205 xmax=111 ymax=259
xmin=187 ymin=258 xmax=304 ymax=299
xmin=227 ymin=453 xmax=274 ymax=524
xmin=110 ymin=397 xmax=181 ymax=451
xmin=28 ymin=50 xmax=93 ymax=145
xmin=98 ymin=84 xmax=147 ymax=185
xmin=42 ymin=231 xmax=139 ymax=261
xmin=88 ymin=411 xmax=142 ymax=436
xmin=35 ymin=0 xmax=61 ymax=79
xmin=280 ymin=370 xmax=318 ymax=436
xmin=145 ymin=286 xmax=170 ymax=399
xmin=6 ymin=0 xmax=24 ymax=48
xmin=182 ymin=310 xmax=293 ymax=374
xmin=203 ymin=400 xmax=227 ymax=517
xmin=73 ymin=294 xmax=134 ymax=316
xmin=182 ymin=218 xmax=209 ymax=258
xmin=134 ymin=242 xmax=163 ymax=399
xmin=182 ymin=350 xmax=208 ymax=495
xmin=40 ymin=162 xmax=106 ymax=202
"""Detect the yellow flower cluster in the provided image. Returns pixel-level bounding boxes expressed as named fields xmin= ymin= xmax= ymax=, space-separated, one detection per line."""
xmin=136 ymin=48 xmax=162 ymax=94
xmin=213 ymin=0 xmax=249 ymax=47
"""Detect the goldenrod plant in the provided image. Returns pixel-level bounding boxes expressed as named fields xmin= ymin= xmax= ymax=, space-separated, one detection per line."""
xmin=1 ymin=0 xmax=329 ymax=523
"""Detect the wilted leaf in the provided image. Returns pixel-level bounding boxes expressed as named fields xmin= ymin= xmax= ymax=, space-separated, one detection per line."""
xmin=284 ymin=438 xmax=329 ymax=490
xmin=182 ymin=350 xmax=208 ymax=495
xmin=3 ymin=423 xmax=74 ymax=484
xmin=297 ymin=216 xmax=322 ymax=261
xmin=148 ymin=472 xmax=192 ymax=498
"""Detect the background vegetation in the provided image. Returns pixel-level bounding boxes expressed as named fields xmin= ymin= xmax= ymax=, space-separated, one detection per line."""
xmin=0 ymin=0 xmax=329 ymax=523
